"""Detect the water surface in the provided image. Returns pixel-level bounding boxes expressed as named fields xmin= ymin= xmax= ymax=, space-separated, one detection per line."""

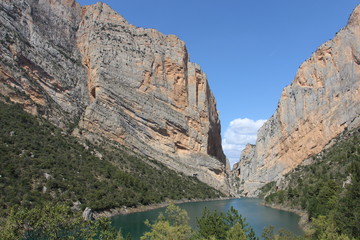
xmin=112 ymin=198 xmax=303 ymax=239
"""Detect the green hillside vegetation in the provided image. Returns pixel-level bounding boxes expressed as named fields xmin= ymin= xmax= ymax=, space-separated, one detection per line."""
xmin=1 ymin=202 xmax=260 ymax=240
xmin=0 ymin=100 xmax=223 ymax=218
xmin=141 ymin=203 xmax=258 ymax=240
xmin=260 ymin=127 xmax=360 ymax=239
xmin=1 ymin=203 xmax=122 ymax=240
xmin=2 ymin=199 xmax=353 ymax=240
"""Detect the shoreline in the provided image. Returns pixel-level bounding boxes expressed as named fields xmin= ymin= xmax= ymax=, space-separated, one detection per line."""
xmin=93 ymin=197 xmax=236 ymax=218
xmin=93 ymin=197 xmax=310 ymax=235
xmin=261 ymin=201 xmax=310 ymax=232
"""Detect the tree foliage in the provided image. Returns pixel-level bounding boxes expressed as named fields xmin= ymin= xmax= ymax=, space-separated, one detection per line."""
xmin=142 ymin=204 xmax=261 ymax=240
xmin=140 ymin=202 xmax=192 ymax=240
xmin=0 ymin=101 xmax=223 ymax=218
xmin=260 ymin=128 xmax=360 ymax=239
xmin=5 ymin=201 xmax=355 ymax=240
xmin=226 ymin=222 xmax=247 ymax=240
xmin=0 ymin=203 xmax=122 ymax=240
xmin=195 ymin=206 xmax=257 ymax=240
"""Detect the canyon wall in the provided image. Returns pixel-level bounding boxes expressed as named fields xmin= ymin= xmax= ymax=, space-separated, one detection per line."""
xmin=0 ymin=0 xmax=229 ymax=192
xmin=232 ymin=5 xmax=360 ymax=196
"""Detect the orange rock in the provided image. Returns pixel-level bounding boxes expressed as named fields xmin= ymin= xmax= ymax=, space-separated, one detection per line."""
xmin=232 ymin=5 xmax=360 ymax=197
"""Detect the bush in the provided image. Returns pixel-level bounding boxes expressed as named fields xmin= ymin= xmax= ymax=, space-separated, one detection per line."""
xmin=0 ymin=101 xmax=223 ymax=218
xmin=260 ymin=127 xmax=360 ymax=239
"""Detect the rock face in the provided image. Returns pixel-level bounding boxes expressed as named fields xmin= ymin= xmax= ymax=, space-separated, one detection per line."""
xmin=0 ymin=0 xmax=88 ymax=127
xmin=0 ymin=0 xmax=229 ymax=192
xmin=82 ymin=207 xmax=93 ymax=220
xmin=231 ymin=5 xmax=360 ymax=196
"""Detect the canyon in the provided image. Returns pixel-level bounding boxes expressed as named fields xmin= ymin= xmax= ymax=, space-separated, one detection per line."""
xmin=1 ymin=0 xmax=360 ymax=199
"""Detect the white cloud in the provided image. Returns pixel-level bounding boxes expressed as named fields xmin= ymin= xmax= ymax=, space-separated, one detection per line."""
xmin=222 ymin=118 xmax=266 ymax=168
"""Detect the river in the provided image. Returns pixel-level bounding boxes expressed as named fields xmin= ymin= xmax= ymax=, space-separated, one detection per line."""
xmin=111 ymin=198 xmax=303 ymax=239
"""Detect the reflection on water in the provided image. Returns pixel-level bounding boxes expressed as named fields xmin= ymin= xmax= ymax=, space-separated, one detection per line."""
xmin=111 ymin=198 xmax=303 ymax=240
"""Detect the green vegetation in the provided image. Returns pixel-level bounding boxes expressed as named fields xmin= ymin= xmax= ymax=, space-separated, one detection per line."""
xmin=0 ymin=203 xmax=123 ymax=240
xmin=194 ymin=206 xmax=257 ymax=240
xmin=260 ymin=128 xmax=360 ymax=239
xmin=141 ymin=203 xmax=192 ymax=240
xmin=0 ymin=101 xmax=223 ymax=219
xmin=2 ymin=99 xmax=358 ymax=239
xmin=0 ymin=202 xmax=277 ymax=240
xmin=1 ymin=200 xmax=346 ymax=240
xmin=141 ymin=203 xmax=258 ymax=240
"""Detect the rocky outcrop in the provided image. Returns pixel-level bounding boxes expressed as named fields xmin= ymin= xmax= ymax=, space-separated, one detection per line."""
xmin=82 ymin=207 xmax=94 ymax=220
xmin=0 ymin=0 xmax=229 ymax=193
xmin=232 ymin=5 xmax=360 ymax=196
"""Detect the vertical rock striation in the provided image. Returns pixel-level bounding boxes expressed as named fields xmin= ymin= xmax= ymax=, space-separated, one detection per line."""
xmin=0 ymin=0 xmax=88 ymax=126
xmin=232 ymin=5 xmax=360 ymax=196
xmin=76 ymin=2 xmax=228 ymax=192
xmin=0 ymin=0 xmax=229 ymax=192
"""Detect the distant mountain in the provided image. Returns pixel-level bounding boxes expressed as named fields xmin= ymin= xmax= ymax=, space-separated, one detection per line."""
xmin=231 ymin=5 xmax=360 ymax=196
xmin=0 ymin=0 xmax=229 ymax=193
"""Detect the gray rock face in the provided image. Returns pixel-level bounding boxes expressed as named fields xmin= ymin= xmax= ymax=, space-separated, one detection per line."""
xmin=231 ymin=5 xmax=360 ymax=196
xmin=0 ymin=0 xmax=88 ymax=126
xmin=0 ymin=0 xmax=229 ymax=192
xmin=82 ymin=207 xmax=93 ymax=220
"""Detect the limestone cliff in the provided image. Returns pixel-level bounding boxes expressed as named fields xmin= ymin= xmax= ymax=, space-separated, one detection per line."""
xmin=0 ymin=0 xmax=229 ymax=192
xmin=231 ymin=5 xmax=360 ymax=196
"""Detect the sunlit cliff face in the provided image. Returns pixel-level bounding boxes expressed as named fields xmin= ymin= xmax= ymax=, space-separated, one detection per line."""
xmin=231 ymin=5 xmax=360 ymax=196
xmin=0 ymin=0 xmax=229 ymax=193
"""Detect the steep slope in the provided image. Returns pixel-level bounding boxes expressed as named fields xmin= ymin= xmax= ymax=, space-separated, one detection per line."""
xmin=231 ymin=5 xmax=360 ymax=196
xmin=0 ymin=0 xmax=229 ymax=192
xmin=260 ymin=127 xmax=360 ymax=239
xmin=0 ymin=100 xmax=224 ymax=216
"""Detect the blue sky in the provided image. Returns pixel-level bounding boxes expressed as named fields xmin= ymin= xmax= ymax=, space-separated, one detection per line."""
xmin=77 ymin=0 xmax=360 ymax=165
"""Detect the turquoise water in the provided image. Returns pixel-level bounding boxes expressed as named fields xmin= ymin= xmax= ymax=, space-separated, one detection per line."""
xmin=111 ymin=198 xmax=303 ymax=239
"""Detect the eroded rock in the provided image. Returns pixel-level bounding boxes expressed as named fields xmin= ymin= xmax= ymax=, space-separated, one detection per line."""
xmin=0 ymin=0 xmax=229 ymax=193
xmin=231 ymin=5 xmax=360 ymax=196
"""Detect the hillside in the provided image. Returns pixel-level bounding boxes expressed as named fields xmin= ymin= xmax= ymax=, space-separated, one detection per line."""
xmin=0 ymin=99 xmax=224 ymax=218
xmin=259 ymin=127 xmax=360 ymax=238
